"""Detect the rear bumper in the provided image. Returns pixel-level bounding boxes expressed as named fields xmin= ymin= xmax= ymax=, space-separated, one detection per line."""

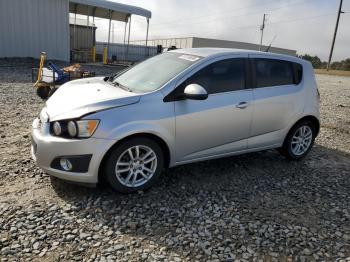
xmin=31 ymin=118 xmax=113 ymax=184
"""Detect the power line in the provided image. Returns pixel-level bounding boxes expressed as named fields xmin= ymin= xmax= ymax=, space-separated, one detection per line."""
xmin=144 ymin=14 xmax=335 ymax=45
xmin=146 ymin=0 xmax=315 ymax=30
xmin=267 ymin=12 xmax=336 ymax=25
xmin=127 ymin=11 xmax=336 ymax=43
xmin=149 ymin=0 xmax=278 ymax=27
xmin=129 ymin=0 xmax=318 ymax=36
xmin=147 ymin=12 xmax=336 ymax=38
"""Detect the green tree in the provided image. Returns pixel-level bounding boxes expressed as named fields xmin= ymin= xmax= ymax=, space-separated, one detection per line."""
xmin=297 ymin=54 xmax=350 ymax=71
xmin=298 ymin=54 xmax=323 ymax=69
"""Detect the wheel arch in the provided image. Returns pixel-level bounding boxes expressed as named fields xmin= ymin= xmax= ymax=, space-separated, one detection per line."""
xmin=296 ymin=115 xmax=320 ymax=136
xmin=283 ymin=115 xmax=320 ymax=145
xmin=98 ymin=133 xmax=171 ymax=183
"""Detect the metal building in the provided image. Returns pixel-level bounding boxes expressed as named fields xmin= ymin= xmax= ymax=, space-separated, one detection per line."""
xmin=0 ymin=0 xmax=70 ymax=61
xmin=131 ymin=37 xmax=297 ymax=56
xmin=0 ymin=0 xmax=152 ymax=62
xmin=69 ymin=18 xmax=96 ymax=50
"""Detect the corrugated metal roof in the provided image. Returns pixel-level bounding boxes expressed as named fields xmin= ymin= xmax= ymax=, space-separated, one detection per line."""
xmin=70 ymin=0 xmax=151 ymax=21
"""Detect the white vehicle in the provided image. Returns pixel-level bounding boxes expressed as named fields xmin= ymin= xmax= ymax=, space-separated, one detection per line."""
xmin=31 ymin=48 xmax=320 ymax=193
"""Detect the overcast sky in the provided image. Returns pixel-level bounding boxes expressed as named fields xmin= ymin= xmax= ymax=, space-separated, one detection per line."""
xmin=92 ymin=0 xmax=349 ymax=61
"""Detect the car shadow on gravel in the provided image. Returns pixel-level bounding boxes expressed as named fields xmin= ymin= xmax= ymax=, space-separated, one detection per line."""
xmin=50 ymin=143 xmax=350 ymax=199
xmin=48 ymin=143 xmax=350 ymax=258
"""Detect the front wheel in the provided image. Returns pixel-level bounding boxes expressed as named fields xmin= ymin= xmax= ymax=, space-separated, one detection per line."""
xmin=36 ymin=85 xmax=51 ymax=100
xmin=280 ymin=120 xmax=316 ymax=160
xmin=103 ymin=138 xmax=164 ymax=193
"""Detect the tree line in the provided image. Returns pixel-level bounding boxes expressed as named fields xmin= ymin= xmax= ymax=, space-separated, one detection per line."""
xmin=298 ymin=54 xmax=350 ymax=71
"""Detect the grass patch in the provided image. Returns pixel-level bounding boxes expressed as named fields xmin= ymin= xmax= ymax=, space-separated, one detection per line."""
xmin=315 ymin=69 xmax=350 ymax=77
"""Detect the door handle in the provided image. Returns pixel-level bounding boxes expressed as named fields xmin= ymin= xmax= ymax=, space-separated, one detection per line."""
xmin=236 ymin=102 xmax=249 ymax=109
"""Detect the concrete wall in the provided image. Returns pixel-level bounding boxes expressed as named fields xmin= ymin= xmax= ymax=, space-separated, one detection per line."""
xmin=192 ymin=37 xmax=296 ymax=56
xmin=131 ymin=37 xmax=193 ymax=49
xmin=0 ymin=0 xmax=70 ymax=61
xmin=131 ymin=37 xmax=296 ymax=56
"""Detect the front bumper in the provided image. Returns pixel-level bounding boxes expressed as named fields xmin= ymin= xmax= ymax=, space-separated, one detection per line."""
xmin=31 ymin=118 xmax=113 ymax=184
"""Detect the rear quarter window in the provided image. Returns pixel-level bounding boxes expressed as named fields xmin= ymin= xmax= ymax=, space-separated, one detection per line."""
xmin=293 ymin=62 xmax=303 ymax=85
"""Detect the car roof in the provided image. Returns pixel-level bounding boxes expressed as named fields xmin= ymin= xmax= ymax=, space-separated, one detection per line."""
xmin=171 ymin=48 xmax=304 ymax=63
xmin=171 ymin=48 xmax=257 ymax=57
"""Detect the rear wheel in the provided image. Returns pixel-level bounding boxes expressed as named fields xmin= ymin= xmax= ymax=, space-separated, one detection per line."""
xmin=103 ymin=137 xmax=164 ymax=193
xmin=280 ymin=120 xmax=316 ymax=160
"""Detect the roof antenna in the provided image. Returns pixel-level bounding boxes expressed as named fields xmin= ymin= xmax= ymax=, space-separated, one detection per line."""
xmin=265 ymin=35 xmax=277 ymax=52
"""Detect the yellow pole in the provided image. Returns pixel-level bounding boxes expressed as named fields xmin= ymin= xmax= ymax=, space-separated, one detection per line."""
xmin=35 ymin=52 xmax=46 ymax=86
xmin=103 ymin=47 xmax=107 ymax=65
xmin=91 ymin=46 xmax=96 ymax=63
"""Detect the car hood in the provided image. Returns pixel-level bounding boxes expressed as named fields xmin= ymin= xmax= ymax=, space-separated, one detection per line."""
xmin=46 ymin=77 xmax=140 ymax=121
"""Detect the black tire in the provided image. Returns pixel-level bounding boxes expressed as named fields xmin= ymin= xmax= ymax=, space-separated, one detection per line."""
xmin=280 ymin=120 xmax=316 ymax=160
xmin=103 ymin=137 xmax=164 ymax=194
xmin=36 ymin=86 xmax=51 ymax=100
xmin=48 ymin=87 xmax=58 ymax=97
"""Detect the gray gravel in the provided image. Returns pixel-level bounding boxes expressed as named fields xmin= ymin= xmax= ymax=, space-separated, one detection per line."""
xmin=0 ymin=59 xmax=350 ymax=261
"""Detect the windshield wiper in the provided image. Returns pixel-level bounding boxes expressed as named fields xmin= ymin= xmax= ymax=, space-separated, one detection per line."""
xmin=104 ymin=67 xmax=132 ymax=82
xmin=104 ymin=74 xmax=116 ymax=82
xmin=113 ymin=81 xmax=133 ymax=92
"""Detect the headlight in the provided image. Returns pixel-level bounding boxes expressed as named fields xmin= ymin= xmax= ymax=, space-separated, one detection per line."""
xmin=53 ymin=122 xmax=62 ymax=136
xmin=76 ymin=120 xmax=99 ymax=138
xmin=51 ymin=119 xmax=99 ymax=138
xmin=67 ymin=121 xmax=77 ymax=137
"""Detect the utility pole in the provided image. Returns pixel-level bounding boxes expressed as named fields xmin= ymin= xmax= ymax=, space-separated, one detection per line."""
xmin=259 ymin=14 xmax=267 ymax=51
xmin=327 ymin=0 xmax=344 ymax=71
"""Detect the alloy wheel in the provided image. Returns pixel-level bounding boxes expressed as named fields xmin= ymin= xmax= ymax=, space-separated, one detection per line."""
xmin=115 ymin=145 xmax=157 ymax=188
xmin=291 ymin=125 xmax=313 ymax=156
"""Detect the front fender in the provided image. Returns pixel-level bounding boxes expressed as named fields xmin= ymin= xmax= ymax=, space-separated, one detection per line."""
xmin=101 ymin=121 xmax=176 ymax=167
xmin=88 ymin=94 xmax=176 ymax=166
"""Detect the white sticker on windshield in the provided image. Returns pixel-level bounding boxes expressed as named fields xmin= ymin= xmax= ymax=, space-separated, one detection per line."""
xmin=179 ymin=54 xmax=201 ymax=62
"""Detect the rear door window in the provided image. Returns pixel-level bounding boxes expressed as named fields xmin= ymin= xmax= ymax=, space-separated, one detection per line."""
xmin=254 ymin=58 xmax=294 ymax=88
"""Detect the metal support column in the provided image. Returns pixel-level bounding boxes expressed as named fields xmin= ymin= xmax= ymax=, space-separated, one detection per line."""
xmin=91 ymin=8 xmax=96 ymax=62
xmin=86 ymin=6 xmax=90 ymax=62
xmin=73 ymin=4 xmax=77 ymax=51
xmin=106 ymin=10 xmax=113 ymax=63
xmin=112 ymin=23 xmax=114 ymax=43
xmin=126 ymin=15 xmax=132 ymax=61
xmin=127 ymin=15 xmax=132 ymax=44
xmin=146 ymin=18 xmax=150 ymax=47
xmin=91 ymin=8 xmax=96 ymax=43
xmin=123 ymin=17 xmax=128 ymax=44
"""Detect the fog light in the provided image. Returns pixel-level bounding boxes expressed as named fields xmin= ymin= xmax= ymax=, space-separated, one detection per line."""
xmin=60 ymin=158 xmax=73 ymax=171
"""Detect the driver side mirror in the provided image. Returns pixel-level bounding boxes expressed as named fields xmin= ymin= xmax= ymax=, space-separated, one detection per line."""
xmin=183 ymin=84 xmax=208 ymax=100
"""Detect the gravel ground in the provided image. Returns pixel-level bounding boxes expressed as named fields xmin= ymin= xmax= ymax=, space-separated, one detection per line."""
xmin=0 ymin=59 xmax=349 ymax=262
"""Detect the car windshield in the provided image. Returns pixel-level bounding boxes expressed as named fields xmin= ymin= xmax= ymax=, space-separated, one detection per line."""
xmin=113 ymin=52 xmax=202 ymax=93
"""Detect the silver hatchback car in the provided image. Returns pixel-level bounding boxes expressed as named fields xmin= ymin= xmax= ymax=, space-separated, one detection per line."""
xmin=31 ymin=48 xmax=320 ymax=193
